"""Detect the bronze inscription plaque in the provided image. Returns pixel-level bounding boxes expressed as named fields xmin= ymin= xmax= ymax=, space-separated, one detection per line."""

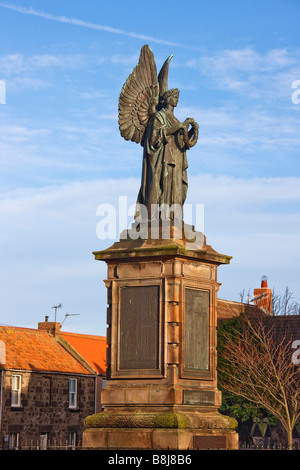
xmin=184 ymin=288 xmax=209 ymax=370
xmin=183 ymin=390 xmax=215 ymax=405
xmin=119 ymin=285 xmax=159 ymax=370
xmin=193 ymin=436 xmax=227 ymax=449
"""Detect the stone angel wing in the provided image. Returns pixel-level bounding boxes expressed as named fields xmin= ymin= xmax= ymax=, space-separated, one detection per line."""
xmin=118 ymin=45 xmax=159 ymax=145
xmin=118 ymin=45 xmax=172 ymax=146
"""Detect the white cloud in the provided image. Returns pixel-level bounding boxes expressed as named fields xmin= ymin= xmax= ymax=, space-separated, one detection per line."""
xmin=9 ymin=77 xmax=49 ymax=90
xmin=177 ymin=104 xmax=300 ymax=155
xmin=0 ymin=53 xmax=25 ymax=75
xmin=188 ymin=174 xmax=300 ymax=206
xmin=0 ymin=174 xmax=299 ymax=331
xmin=187 ymin=47 xmax=300 ymax=101
xmin=196 ymin=47 xmax=298 ymax=79
xmin=0 ymin=52 xmax=86 ymax=76
xmin=30 ymin=54 xmax=84 ymax=69
xmin=78 ymin=90 xmax=107 ymax=100
xmin=199 ymin=47 xmax=297 ymax=75
xmin=0 ymin=124 xmax=50 ymax=142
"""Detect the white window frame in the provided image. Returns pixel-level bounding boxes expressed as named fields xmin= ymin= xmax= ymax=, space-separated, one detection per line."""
xmin=11 ymin=374 xmax=21 ymax=407
xmin=68 ymin=378 xmax=77 ymax=409
xmin=40 ymin=433 xmax=48 ymax=450
xmin=8 ymin=432 xmax=19 ymax=450
xmin=68 ymin=431 xmax=76 ymax=450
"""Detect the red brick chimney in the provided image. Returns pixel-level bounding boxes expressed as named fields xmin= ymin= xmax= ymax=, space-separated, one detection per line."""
xmin=253 ymin=276 xmax=273 ymax=315
xmin=38 ymin=316 xmax=61 ymax=336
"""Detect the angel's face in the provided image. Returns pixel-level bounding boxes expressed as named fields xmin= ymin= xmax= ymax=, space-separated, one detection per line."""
xmin=168 ymin=91 xmax=179 ymax=107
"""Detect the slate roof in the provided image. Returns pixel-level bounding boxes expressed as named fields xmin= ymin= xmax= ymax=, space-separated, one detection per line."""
xmin=217 ymin=298 xmax=263 ymax=322
xmin=262 ymin=315 xmax=300 ymax=342
xmin=217 ymin=299 xmax=300 ymax=343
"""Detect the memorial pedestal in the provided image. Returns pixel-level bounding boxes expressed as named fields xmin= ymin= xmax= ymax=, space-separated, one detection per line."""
xmin=83 ymin=222 xmax=239 ymax=449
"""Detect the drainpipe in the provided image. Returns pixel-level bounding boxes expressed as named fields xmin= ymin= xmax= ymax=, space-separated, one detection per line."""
xmin=0 ymin=340 xmax=6 ymax=436
xmin=94 ymin=376 xmax=97 ymax=414
xmin=0 ymin=369 xmax=3 ymax=433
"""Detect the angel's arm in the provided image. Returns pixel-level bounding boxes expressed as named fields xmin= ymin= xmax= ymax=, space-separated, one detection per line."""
xmin=165 ymin=118 xmax=193 ymax=137
xmin=165 ymin=122 xmax=186 ymax=136
xmin=149 ymin=115 xmax=187 ymax=147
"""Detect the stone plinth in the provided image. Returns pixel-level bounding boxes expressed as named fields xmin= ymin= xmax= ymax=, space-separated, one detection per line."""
xmin=83 ymin=222 xmax=239 ymax=450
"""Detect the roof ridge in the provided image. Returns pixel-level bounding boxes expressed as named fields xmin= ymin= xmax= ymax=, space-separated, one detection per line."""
xmin=218 ymin=298 xmax=245 ymax=305
xmin=0 ymin=325 xmax=106 ymax=339
xmin=59 ymin=331 xmax=106 ymax=340
xmin=0 ymin=326 xmax=95 ymax=374
xmin=0 ymin=325 xmax=43 ymax=332
xmin=56 ymin=336 xmax=97 ymax=375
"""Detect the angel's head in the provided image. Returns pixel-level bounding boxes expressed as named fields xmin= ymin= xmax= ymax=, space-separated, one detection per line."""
xmin=160 ymin=88 xmax=180 ymax=109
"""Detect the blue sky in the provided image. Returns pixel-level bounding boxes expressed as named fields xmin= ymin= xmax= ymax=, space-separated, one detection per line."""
xmin=0 ymin=0 xmax=299 ymax=335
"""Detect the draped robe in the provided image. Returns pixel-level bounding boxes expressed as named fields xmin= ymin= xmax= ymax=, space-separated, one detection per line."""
xmin=136 ymin=108 xmax=188 ymax=220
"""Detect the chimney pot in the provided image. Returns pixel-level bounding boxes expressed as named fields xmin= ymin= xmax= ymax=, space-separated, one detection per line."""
xmin=253 ymin=276 xmax=272 ymax=314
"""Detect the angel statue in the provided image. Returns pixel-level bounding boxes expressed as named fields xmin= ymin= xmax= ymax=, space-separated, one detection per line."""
xmin=118 ymin=45 xmax=199 ymax=221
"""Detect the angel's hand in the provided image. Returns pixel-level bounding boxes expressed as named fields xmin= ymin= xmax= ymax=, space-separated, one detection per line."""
xmin=191 ymin=120 xmax=199 ymax=130
xmin=182 ymin=118 xmax=192 ymax=130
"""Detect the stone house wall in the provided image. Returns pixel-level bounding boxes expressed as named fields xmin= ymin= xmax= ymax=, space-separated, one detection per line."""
xmin=0 ymin=369 xmax=97 ymax=448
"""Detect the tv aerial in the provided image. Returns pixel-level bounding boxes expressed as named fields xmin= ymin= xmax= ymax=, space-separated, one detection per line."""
xmin=61 ymin=313 xmax=80 ymax=327
xmin=51 ymin=304 xmax=62 ymax=322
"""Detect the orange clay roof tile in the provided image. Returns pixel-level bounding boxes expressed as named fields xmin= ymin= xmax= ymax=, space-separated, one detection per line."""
xmin=59 ymin=331 xmax=107 ymax=374
xmin=0 ymin=326 xmax=94 ymax=374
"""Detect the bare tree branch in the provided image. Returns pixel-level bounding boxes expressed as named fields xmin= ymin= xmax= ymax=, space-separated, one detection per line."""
xmin=218 ymin=314 xmax=300 ymax=449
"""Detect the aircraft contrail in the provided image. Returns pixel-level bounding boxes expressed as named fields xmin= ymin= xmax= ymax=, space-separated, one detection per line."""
xmin=0 ymin=3 xmax=194 ymax=49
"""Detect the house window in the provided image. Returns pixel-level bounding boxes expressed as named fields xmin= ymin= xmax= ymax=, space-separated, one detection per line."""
xmin=8 ymin=432 xmax=19 ymax=450
xmin=11 ymin=374 xmax=21 ymax=407
xmin=68 ymin=431 xmax=76 ymax=450
xmin=69 ymin=378 xmax=77 ymax=409
xmin=40 ymin=433 xmax=48 ymax=450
